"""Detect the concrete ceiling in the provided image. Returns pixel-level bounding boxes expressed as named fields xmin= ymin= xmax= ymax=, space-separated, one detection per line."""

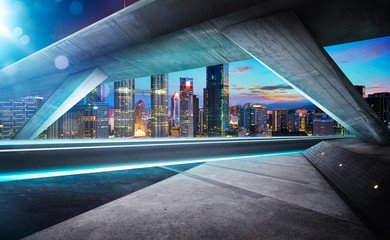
xmin=0 ymin=0 xmax=389 ymax=100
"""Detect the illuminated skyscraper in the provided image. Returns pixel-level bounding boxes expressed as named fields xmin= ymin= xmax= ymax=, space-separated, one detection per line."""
xmin=151 ymin=74 xmax=169 ymax=137
xmin=205 ymin=64 xmax=229 ymax=137
xmin=180 ymin=77 xmax=194 ymax=137
xmin=171 ymin=92 xmax=180 ymax=128
xmin=287 ymin=110 xmax=300 ymax=132
xmin=61 ymin=104 xmax=97 ymax=139
xmin=203 ymin=88 xmax=208 ymax=133
xmin=135 ymin=99 xmax=146 ymax=132
xmin=114 ymin=79 xmax=135 ymax=138
xmin=0 ymin=96 xmax=43 ymax=139
xmin=193 ymin=95 xmax=199 ymax=136
xmin=93 ymin=102 xmax=109 ymax=138
xmin=253 ymin=104 xmax=267 ymax=129
xmin=272 ymin=109 xmax=288 ymax=132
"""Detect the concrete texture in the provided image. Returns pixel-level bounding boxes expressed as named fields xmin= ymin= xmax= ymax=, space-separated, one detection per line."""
xmin=24 ymin=153 xmax=374 ymax=240
xmin=0 ymin=163 xmax=202 ymax=240
xmin=13 ymin=68 xmax=108 ymax=140
xmin=304 ymin=139 xmax=390 ymax=239
xmin=1 ymin=0 xmax=390 ymax=100
xmin=221 ymin=11 xmax=390 ymax=145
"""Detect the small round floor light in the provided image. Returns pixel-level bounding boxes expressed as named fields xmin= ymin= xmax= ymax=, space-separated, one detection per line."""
xmin=374 ymin=185 xmax=379 ymax=190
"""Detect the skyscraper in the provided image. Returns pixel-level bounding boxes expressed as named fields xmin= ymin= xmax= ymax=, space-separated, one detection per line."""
xmin=253 ymin=104 xmax=267 ymax=129
xmin=205 ymin=64 xmax=229 ymax=137
xmin=135 ymin=100 xmax=146 ymax=128
xmin=61 ymin=104 xmax=98 ymax=139
xmin=366 ymin=92 xmax=390 ymax=129
xmin=241 ymin=103 xmax=255 ymax=130
xmin=151 ymin=74 xmax=169 ymax=137
xmin=272 ymin=109 xmax=287 ymax=132
xmin=180 ymin=77 xmax=194 ymax=137
xmin=171 ymin=92 xmax=180 ymax=128
xmin=0 ymin=96 xmax=43 ymax=139
xmin=193 ymin=95 xmax=199 ymax=136
xmin=287 ymin=110 xmax=300 ymax=132
xmin=93 ymin=102 xmax=109 ymax=138
xmin=114 ymin=79 xmax=135 ymax=138
xmin=354 ymin=85 xmax=366 ymax=98
xmin=203 ymin=88 xmax=208 ymax=134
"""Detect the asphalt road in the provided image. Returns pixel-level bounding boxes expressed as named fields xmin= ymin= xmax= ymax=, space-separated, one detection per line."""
xmin=0 ymin=136 xmax=350 ymax=175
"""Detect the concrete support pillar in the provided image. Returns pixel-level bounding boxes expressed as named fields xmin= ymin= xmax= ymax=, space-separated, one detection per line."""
xmin=221 ymin=11 xmax=390 ymax=144
xmin=14 ymin=68 xmax=108 ymax=140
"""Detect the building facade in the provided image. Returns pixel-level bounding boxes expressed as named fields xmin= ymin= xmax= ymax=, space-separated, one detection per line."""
xmin=0 ymin=96 xmax=43 ymax=139
xmin=366 ymin=92 xmax=390 ymax=129
xmin=180 ymin=77 xmax=194 ymax=137
xmin=93 ymin=102 xmax=109 ymax=138
xmin=271 ymin=109 xmax=287 ymax=132
xmin=114 ymin=79 xmax=135 ymax=138
xmin=205 ymin=64 xmax=229 ymax=137
xmin=151 ymin=74 xmax=169 ymax=137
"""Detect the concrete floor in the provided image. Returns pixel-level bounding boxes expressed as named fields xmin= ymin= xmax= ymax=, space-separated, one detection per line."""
xmin=0 ymin=164 xmax=201 ymax=240
xmin=24 ymin=153 xmax=374 ymax=240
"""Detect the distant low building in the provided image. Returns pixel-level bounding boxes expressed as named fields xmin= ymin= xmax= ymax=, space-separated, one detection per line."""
xmin=366 ymin=92 xmax=390 ymax=129
xmin=313 ymin=119 xmax=334 ymax=136
xmin=0 ymin=96 xmax=43 ymax=139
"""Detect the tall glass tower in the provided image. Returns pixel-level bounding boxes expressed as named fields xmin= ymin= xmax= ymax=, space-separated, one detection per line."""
xmin=180 ymin=77 xmax=194 ymax=137
xmin=206 ymin=64 xmax=229 ymax=137
xmin=151 ymin=74 xmax=169 ymax=137
xmin=171 ymin=92 xmax=180 ymax=128
xmin=114 ymin=79 xmax=135 ymax=138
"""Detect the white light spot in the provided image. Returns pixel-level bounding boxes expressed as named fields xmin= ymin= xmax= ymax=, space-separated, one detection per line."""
xmin=13 ymin=27 xmax=23 ymax=37
xmin=69 ymin=1 xmax=83 ymax=15
xmin=54 ymin=55 xmax=69 ymax=70
xmin=20 ymin=35 xmax=30 ymax=45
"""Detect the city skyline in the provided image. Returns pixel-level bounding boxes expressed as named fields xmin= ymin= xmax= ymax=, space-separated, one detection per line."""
xmin=102 ymin=36 xmax=390 ymax=110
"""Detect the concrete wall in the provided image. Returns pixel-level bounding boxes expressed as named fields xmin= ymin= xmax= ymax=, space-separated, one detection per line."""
xmin=304 ymin=140 xmax=390 ymax=239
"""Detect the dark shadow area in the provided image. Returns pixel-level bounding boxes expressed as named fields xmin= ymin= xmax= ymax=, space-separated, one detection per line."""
xmin=0 ymin=162 xmax=203 ymax=240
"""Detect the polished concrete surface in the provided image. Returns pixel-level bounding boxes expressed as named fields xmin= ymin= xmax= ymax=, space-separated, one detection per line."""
xmin=0 ymin=163 xmax=201 ymax=240
xmin=304 ymin=139 xmax=390 ymax=239
xmin=24 ymin=153 xmax=374 ymax=239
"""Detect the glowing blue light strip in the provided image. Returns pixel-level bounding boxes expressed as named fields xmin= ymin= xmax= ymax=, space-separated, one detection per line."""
xmin=0 ymin=150 xmax=303 ymax=182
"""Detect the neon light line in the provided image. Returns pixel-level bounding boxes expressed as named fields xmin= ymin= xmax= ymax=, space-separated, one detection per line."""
xmin=0 ymin=150 xmax=303 ymax=182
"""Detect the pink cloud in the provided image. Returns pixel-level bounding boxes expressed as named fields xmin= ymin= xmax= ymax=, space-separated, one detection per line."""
xmin=230 ymin=66 xmax=252 ymax=74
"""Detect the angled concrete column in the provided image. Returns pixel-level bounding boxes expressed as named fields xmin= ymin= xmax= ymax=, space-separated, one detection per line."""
xmin=14 ymin=68 xmax=108 ymax=140
xmin=221 ymin=11 xmax=390 ymax=145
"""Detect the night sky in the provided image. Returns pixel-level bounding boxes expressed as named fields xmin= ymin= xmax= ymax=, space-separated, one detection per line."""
xmin=1 ymin=0 xmax=389 ymax=109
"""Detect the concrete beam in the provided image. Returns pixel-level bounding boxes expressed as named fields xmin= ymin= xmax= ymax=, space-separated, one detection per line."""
xmin=221 ymin=11 xmax=390 ymax=145
xmin=13 ymin=68 xmax=108 ymax=140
